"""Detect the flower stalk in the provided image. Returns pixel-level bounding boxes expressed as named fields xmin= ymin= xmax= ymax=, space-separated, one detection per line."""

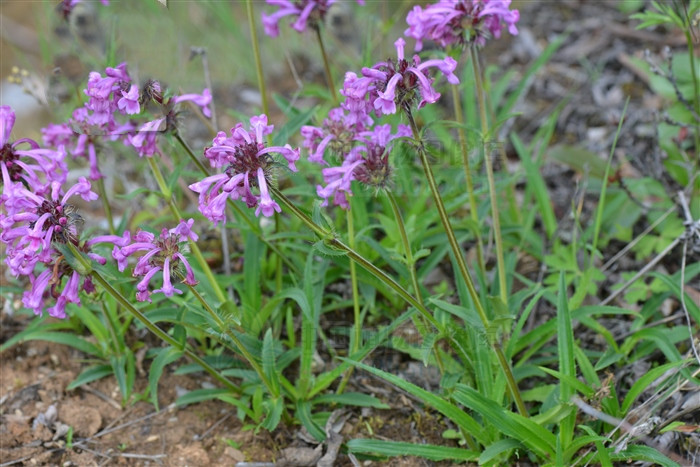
xmin=246 ymin=0 xmax=270 ymax=117
xmin=403 ymin=106 xmax=526 ymax=417
xmin=470 ymin=46 xmax=508 ymax=307
xmin=316 ymin=26 xmax=339 ymax=105
xmin=451 ymin=83 xmax=485 ymax=272
xmin=66 ymin=242 xmax=241 ymax=395
xmin=271 ymin=186 xmax=441 ymax=330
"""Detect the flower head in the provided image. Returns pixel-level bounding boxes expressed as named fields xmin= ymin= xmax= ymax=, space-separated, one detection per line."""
xmin=262 ymin=0 xmax=365 ymax=37
xmin=109 ymin=219 xmax=199 ymax=302
xmin=1 ymin=106 xmax=67 ymax=207
xmin=405 ymin=0 xmax=519 ymax=50
xmin=316 ymin=123 xmax=410 ymax=209
xmin=190 ymin=114 xmax=299 ymax=222
xmin=342 ymin=38 xmax=459 ymax=116
xmin=301 ymin=107 xmax=369 ymax=165
xmin=2 ymin=178 xmax=99 ymax=318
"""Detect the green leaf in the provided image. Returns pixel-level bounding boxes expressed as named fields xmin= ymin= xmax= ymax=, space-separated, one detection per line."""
xmin=262 ymin=329 xmax=280 ymax=397
xmin=538 ymin=367 xmax=594 ymax=398
xmin=296 ymin=400 xmax=325 ymax=441
xmin=452 ymin=384 xmax=556 ymax=459
xmin=557 ymin=272 xmax=576 ymax=452
xmin=149 ymin=347 xmax=182 ymax=410
xmin=479 ymin=439 xmax=522 ymax=465
xmin=176 ymin=388 xmax=230 ymax=406
xmin=110 ymin=353 xmax=135 ymax=404
xmin=343 ymin=360 xmax=488 ymax=445
xmin=513 ymin=133 xmax=557 ymax=238
xmin=346 ymin=439 xmax=477 ymax=461
xmin=311 ymin=393 xmax=389 ymax=409
xmin=262 ymin=397 xmax=283 ymax=431
xmin=621 ymin=360 xmax=687 ymax=413
xmin=6 ymin=331 xmax=102 ymax=357
xmin=66 ymin=365 xmax=113 ymax=391
xmin=611 ymin=445 xmax=679 ymax=467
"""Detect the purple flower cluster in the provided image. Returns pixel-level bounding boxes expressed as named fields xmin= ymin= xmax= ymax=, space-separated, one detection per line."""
xmin=1 ymin=106 xmax=67 ymax=203
xmin=405 ymin=0 xmax=519 ymax=50
xmin=92 ymin=219 xmax=199 ymax=302
xmin=41 ymin=65 xmax=212 ymax=177
xmin=314 ymin=123 xmax=411 ymax=209
xmin=298 ymin=17 xmax=464 ymax=209
xmin=1 ymin=166 xmax=100 ymax=318
xmin=2 ymin=98 xmax=202 ymax=317
xmin=189 ymin=115 xmax=300 ymax=221
xmin=342 ymin=38 xmax=459 ymax=117
xmin=262 ymin=0 xmax=365 ymax=37
xmin=1 ymin=105 xmax=104 ymax=318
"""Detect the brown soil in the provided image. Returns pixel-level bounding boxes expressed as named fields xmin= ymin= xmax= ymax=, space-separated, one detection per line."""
xmin=1 ymin=313 xmax=458 ymax=466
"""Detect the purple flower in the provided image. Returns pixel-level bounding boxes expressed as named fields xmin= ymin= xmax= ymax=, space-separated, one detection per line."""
xmin=190 ymin=114 xmax=299 ymax=221
xmin=316 ymin=123 xmax=410 ymax=209
xmin=83 ymin=63 xmax=133 ymax=127
xmin=118 ymin=84 xmax=141 ymax=115
xmin=301 ymin=107 xmax=368 ymax=165
xmin=2 ymin=178 xmax=99 ymax=318
xmin=1 ymin=106 xmax=68 ymax=206
xmin=125 ymin=118 xmax=164 ymax=158
xmin=262 ymin=0 xmax=364 ymax=36
xmin=342 ymin=38 xmax=460 ymax=116
xmin=405 ymin=0 xmax=519 ymax=50
xmin=172 ymin=88 xmax=212 ymax=118
xmin=111 ymin=220 xmax=199 ymax=302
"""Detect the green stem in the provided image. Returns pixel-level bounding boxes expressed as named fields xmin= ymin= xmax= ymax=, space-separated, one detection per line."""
xmin=404 ymin=108 xmax=489 ymax=327
xmin=480 ymin=67 xmax=521 ymax=225
xmin=145 ymin=157 xmax=230 ymax=307
xmin=187 ymin=285 xmax=280 ymax=399
xmin=387 ymin=191 xmax=444 ymax=374
xmin=174 ymin=132 xmax=299 ymax=276
xmin=95 ymin=177 xmax=115 ymax=235
xmin=335 ymin=208 xmax=362 ymax=395
xmin=315 ymin=27 xmax=338 ymax=105
xmin=685 ymin=31 xmax=700 ymax=165
xmin=270 ymin=186 xmax=441 ymax=330
xmin=403 ymin=106 xmax=527 ymax=417
xmin=387 ymin=192 xmax=423 ymax=307
xmin=450 ymin=84 xmax=485 ymax=272
xmin=67 ymin=243 xmax=241 ymax=395
xmin=245 ymin=0 xmax=269 ymax=117
xmin=471 ymin=46 xmax=508 ymax=307
xmin=346 ymin=208 xmax=361 ymax=352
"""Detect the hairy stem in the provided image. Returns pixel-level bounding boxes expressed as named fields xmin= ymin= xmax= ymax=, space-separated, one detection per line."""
xmin=404 ymin=105 xmax=527 ymax=417
xmin=316 ymin=27 xmax=339 ymax=105
xmin=471 ymin=46 xmax=508 ymax=307
xmin=451 ymin=84 xmax=485 ymax=272
xmin=246 ymin=0 xmax=269 ymax=117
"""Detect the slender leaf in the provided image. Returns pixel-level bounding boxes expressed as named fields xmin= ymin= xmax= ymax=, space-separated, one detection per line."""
xmin=347 ymin=439 xmax=477 ymax=461
xmin=149 ymin=347 xmax=182 ymax=410
xmin=452 ymin=384 xmax=556 ymax=459
xmin=66 ymin=364 xmax=113 ymax=390
xmin=344 ymin=360 xmax=488 ymax=445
